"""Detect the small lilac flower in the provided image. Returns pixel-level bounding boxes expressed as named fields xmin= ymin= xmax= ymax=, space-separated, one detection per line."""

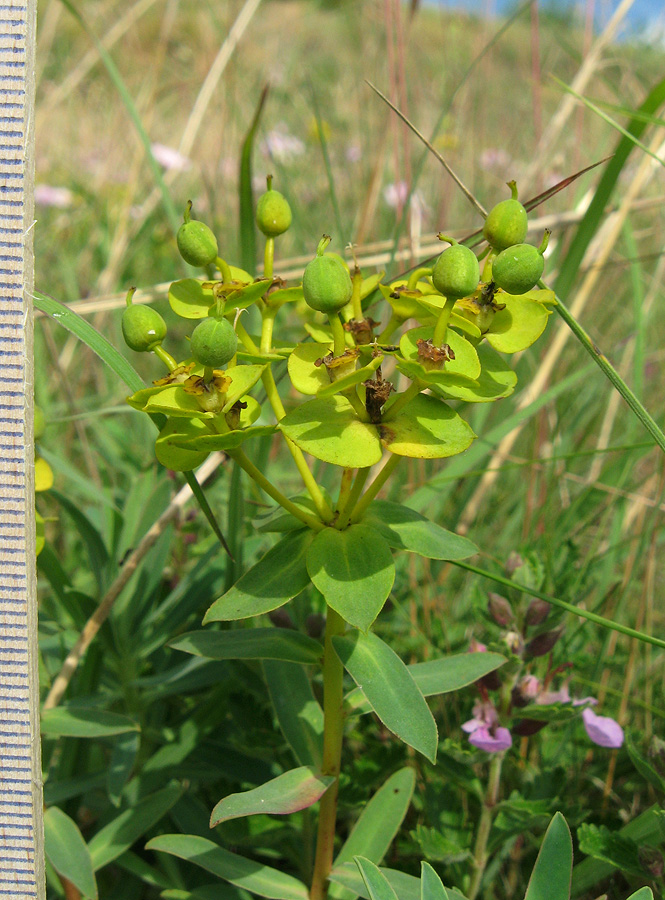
xmin=346 ymin=143 xmax=362 ymax=163
xmin=463 ymin=701 xmax=512 ymax=753
xmin=518 ymin=674 xmax=541 ymax=700
xmin=151 ymin=143 xmax=191 ymax=172
xmin=469 ymin=638 xmax=487 ymax=653
xmin=383 ymin=181 xmax=408 ymax=209
xmin=536 ymin=683 xmax=571 ymax=705
xmin=469 ymin=726 xmax=513 ymax=752
xmin=35 ymin=185 xmax=74 ymax=208
xmin=582 ymin=707 xmax=624 ymax=749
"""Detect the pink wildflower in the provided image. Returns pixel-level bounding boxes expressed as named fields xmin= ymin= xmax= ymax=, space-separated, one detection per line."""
xmin=151 ymin=143 xmax=192 ymax=172
xmin=462 ymin=701 xmax=512 ymax=753
xmin=582 ymin=707 xmax=624 ymax=749
xmin=35 ymin=185 xmax=74 ymax=208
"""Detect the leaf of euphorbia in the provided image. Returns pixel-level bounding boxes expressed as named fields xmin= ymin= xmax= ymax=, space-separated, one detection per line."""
xmin=90 ymin=783 xmax=183 ymax=870
xmin=169 ymin=279 xmax=215 ymax=319
xmin=379 ymin=281 xmax=431 ymax=320
xmin=331 ymin=866 xmax=466 ymax=900
xmin=144 ymin=385 xmax=213 ymax=418
xmin=175 ymin=424 xmax=278 ymax=451
xmin=421 ymin=862 xmax=449 ymax=900
xmin=355 ymin=858 xmax=399 ymax=900
xmin=333 ymin=632 xmax=438 ymax=762
xmin=524 ymin=813 xmax=572 ymax=900
xmin=155 ymin=417 xmax=210 ymax=472
xmin=380 ymin=394 xmax=475 ymax=459
xmin=225 ymin=278 xmax=272 ymax=312
xmin=222 ymin=364 xmax=267 ymax=410
xmin=332 ymin=768 xmax=415 ymax=879
xmin=485 ymin=293 xmax=551 ymax=354
xmin=145 ymin=834 xmax=309 ymax=900
xmin=41 ymin=707 xmax=139 ymax=739
xmin=307 ymin=526 xmax=395 ymax=631
xmin=263 ymin=660 xmax=324 ymax=768
xmin=331 ymin=864 xmax=420 ymax=900
xmin=360 ymin=501 xmax=477 ymax=560
xmin=432 ymin=343 xmax=517 ymax=403
xmin=279 ymin=396 xmax=383 ymax=468
xmin=44 ymin=806 xmax=98 ymax=900
xmin=288 ymin=342 xmax=332 ymax=395
xmin=268 ymin=286 xmax=304 ymax=306
xmin=210 ymin=766 xmax=334 ymax=826
xmin=169 ymin=628 xmax=323 ymax=665
xmin=318 ymin=356 xmax=384 ymax=399
xmin=395 ymin=359 xmax=480 ymax=392
xmin=204 ymin=530 xmax=314 ymax=623
xmin=346 ymin=651 xmax=507 ymax=714
xmin=400 ymin=325 xmax=481 ymax=381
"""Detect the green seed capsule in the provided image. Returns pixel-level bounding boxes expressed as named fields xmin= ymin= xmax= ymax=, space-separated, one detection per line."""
xmin=256 ymin=187 xmax=292 ymax=237
xmin=122 ymin=303 xmax=167 ymax=352
xmin=492 ymin=242 xmax=545 ymax=295
xmin=176 ymin=201 xmax=218 ymax=267
xmin=190 ymin=316 xmax=238 ymax=368
xmin=431 ymin=240 xmax=480 ymax=300
xmin=483 ymin=181 xmax=528 ymax=252
xmin=303 ymin=236 xmax=353 ymax=314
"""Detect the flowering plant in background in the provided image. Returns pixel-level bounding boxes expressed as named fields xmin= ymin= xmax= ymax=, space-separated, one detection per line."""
xmin=463 ymin=552 xmax=624 ymax=754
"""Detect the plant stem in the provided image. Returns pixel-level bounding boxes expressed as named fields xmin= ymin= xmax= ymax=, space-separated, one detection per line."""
xmin=264 ymin=236 xmax=275 ymax=279
xmin=349 ymin=454 xmax=400 ymax=523
xmin=432 ymin=297 xmax=457 ymax=347
xmin=216 ymin=256 xmax=233 ymax=284
xmin=151 ymin=344 xmax=178 ymax=371
xmin=406 ymin=266 xmax=432 ymax=292
xmin=351 ymin=268 xmax=363 ymax=321
xmin=329 ymin=312 xmax=347 ymax=357
xmin=468 ymin=753 xmax=504 ymax=900
xmin=261 ymin=307 xmax=276 ymax=354
xmin=229 ymin=448 xmax=324 ymax=532
xmin=310 ymin=606 xmax=346 ymax=900
xmin=336 ymin=467 xmax=370 ymax=530
xmin=377 ymin=312 xmax=404 ymax=344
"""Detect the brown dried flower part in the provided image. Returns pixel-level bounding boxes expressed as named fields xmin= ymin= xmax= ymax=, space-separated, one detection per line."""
xmin=183 ymin=370 xmax=232 ymax=414
xmin=314 ymin=348 xmax=360 ymax=383
xmin=344 ymin=317 xmax=380 ymax=345
xmin=364 ymin=377 xmax=395 ymax=424
xmin=225 ymin=399 xmax=248 ymax=431
xmin=457 ymin=294 xmax=506 ymax=334
xmin=416 ymin=338 xmax=455 ymax=370
xmin=153 ymin=363 xmax=195 ymax=386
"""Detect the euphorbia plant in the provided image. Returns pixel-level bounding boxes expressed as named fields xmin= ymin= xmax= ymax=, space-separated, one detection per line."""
xmin=122 ymin=180 xmax=560 ymax=898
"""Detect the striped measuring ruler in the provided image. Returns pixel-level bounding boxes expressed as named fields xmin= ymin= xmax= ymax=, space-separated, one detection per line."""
xmin=0 ymin=1 xmax=44 ymax=898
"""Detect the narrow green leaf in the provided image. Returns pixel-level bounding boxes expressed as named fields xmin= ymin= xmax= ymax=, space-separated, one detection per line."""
xmin=332 ymin=768 xmax=415 ymax=896
xmin=44 ymin=807 xmax=97 ymax=900
xmin=626 ymin=890 xmax=654 ymax=900
xmin=421 ymin=862 xmax=449 ymax=900
xmin=626 ymin=736 xmax=665 ymax=793
xmin=355 ymin=858 xmax=399 ymax=900
xmin=146 ymin=834 xmax=309 ymax=900
xmin=333 ymin=632 xmax=438 ymax=763
xmin=41 ymin=707 xmax=139 ymax=739
xmin=346 ymin=651 xmax=506 ymax=714
xmin=360 ymin=501 xmax=477 ymax=560
xmin=239 ymin=85 xmax=269 ymax=272
xmin=524 ymin=813 xmax=572 ymax=900
xmin=330 ymin=863 xmax=469 ymax=900
xmin=89 ymin=783 xmax=183 ymax=870
xmin=577 ymin=824 xmax=643 ymax=878
xmin=34 ymin=290 xmax=144 ymax=393
xmin=307 ymin=525 xmax=395 ymax=631
xmin=210 ymin=766 xmax=334 ymax=825
xmin=263 ymin=660 xmax=324 ymax=768
xmin=170 ymin=628 xmax=323 ymax=665
xmin=204 ymin=530 xmax=314 ymax=623
xmin=49 ymin=490 xmax=110 ymax=593
xmin=107 ymin=732 xmax=140 ymax=807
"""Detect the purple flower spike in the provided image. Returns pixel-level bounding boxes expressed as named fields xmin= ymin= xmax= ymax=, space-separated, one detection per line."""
xmin=582 ymin=707 xmax=624 ymax=748
xmin=469 ymin=726 xmax=513 ymax=753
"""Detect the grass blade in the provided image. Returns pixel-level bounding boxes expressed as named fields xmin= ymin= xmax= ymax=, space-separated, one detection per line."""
xmin=239 ymin=84 xmax=269 ymax=272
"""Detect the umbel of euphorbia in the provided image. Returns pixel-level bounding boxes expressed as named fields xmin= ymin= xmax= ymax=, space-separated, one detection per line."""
xmin=121 ymin=287 xmax=167 ymax=352
xmin=492 ymin=230 xmax=550 ymax=295
xmin=483 ymin=180 xmax=528 ymax=251
xmin=431 ymin=236 xmax=480 ymax=300
xmin=176 ymin=200 xmax=219 ymax=267
xmin=189 ymin=316 xmax=238 ymax=368
xmin=255 ymin=175 xmax=292 ymax=237
xmin=302 ymin=235 xmax=353 ymax=314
